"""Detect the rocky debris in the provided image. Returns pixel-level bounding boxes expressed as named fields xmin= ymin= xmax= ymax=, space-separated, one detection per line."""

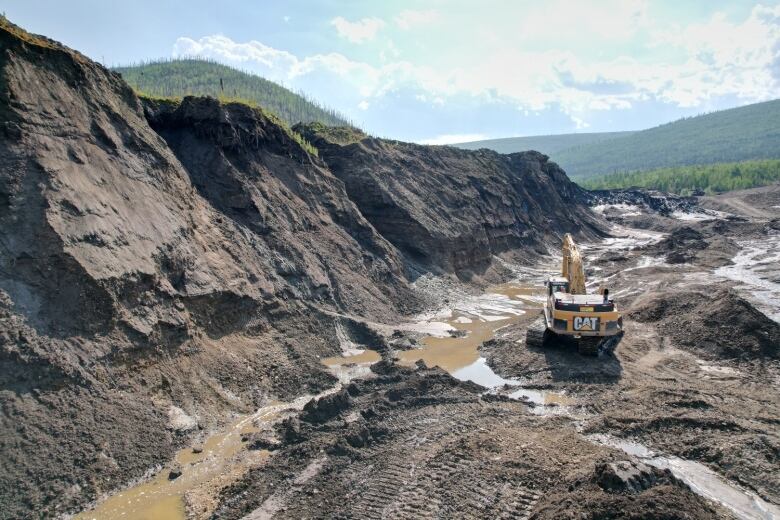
xmin=596 ymin=460 xmax=674 ymax=494
xmin=245 ymin=433 xmax=282 ymax=451
xmin=587 ymin=188 xmax=699 ymax=216
xmin=167 ymin=405 xmax=198 ymax=433
xmin=652 ymin=227 xmax=708 ymax=264
xmin=387 ymin=330 xmax=420 ymax=351
xmin=641 ymin=225 xmax=738 ymax=267
xmin=301 ymin=388 xmax=353 ymax=424
xmin=168 ymin=464 xmax=183 ymax=480
xmin=297 ymin=124 xmax=605 ymax=274
xmin=629 ymin=288 xmax=779 ymax=361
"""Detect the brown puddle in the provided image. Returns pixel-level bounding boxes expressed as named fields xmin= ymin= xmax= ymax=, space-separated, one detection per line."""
xmin=397 ymin=314 xmax=514 ymax=373
xmin=75 ymin=396 xmax=328 ymax=520
xmin=322 ymin=349 xmax=382 ymax=383
xmin=397 ymin=282 xmax=539 ymax=373
xmin=322 ymin=349 xmax=382 ymax=366
xmin=394 ymin=282 xmax=574 ymax=411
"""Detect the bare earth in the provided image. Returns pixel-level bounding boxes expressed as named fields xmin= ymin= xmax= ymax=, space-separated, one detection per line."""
xmin=207 ymin=189 xmax=780 ymax=519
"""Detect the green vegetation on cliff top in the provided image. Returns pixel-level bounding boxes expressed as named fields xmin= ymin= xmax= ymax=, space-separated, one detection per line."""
xmin=115 ymin=58 xmax=350 ymax=128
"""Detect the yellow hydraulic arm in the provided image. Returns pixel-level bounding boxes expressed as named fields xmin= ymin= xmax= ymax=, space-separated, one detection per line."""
xmin=562 ymin=233 xmax=586 ymax=295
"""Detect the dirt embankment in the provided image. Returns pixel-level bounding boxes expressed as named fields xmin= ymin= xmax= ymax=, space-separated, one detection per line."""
xmin=0 ymin=19 xmax=604 ymax=518
xmin=212 ymin=362 xmax=725 ymax=520
xmin=297 ymin=123 xmax=605 ymax=275
xmin=0 ymin=20 xmax=412 ymax=517
xmin=629 ymin=288 xmax=779 ymax=361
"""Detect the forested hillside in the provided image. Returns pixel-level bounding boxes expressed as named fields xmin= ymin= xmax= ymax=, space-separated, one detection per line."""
xmin=454 ymin=131 xmax=634 ymax=155
xmin=580 ymin=159 xmax=780 ymax=195
xmin=457 ymin=99 xmax=780 ymax=179
xmin=558 ymin=99 xmax=780 ymax=178
xmin=114 ymin=59 xmax=350 ymax=127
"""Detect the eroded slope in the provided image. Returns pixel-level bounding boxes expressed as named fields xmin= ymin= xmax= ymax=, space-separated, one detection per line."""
xmin=298 ymin=124 xmax=604 ymax=274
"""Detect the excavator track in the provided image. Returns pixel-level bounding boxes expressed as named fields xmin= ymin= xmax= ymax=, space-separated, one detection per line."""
xmin=577 ymin=337 xmax=601 ymax=357
xmin=525 ymin=317 xmax=549 ymax=349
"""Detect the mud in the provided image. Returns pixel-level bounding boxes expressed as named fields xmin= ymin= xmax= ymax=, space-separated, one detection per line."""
xmin=212 ymin=363 xmax=725 ymax=520
xmin=480 ymin=187 xmax=780 ymax=516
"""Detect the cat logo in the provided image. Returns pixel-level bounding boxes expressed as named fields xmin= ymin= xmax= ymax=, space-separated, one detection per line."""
xmin=573 ymin=316 xmax=599 ymax=331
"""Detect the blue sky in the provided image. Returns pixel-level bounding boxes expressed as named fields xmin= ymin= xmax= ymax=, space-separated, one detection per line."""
xmin=5 ymin=1 xmax=780 ymax=143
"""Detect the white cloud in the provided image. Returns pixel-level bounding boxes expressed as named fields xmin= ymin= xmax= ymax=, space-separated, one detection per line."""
xmin=394 ymin=9 xmax=440 ymax=30
xmin=174 ymin=35 xmax=298 ymax=72
xmin=514 ymin=0 xmax=649 ymax=42
xmin=330 ymin=16 xmax=385 ymax=43
xmin=173 ymin=4 xmax=780 ymax=129
xmin=420 ymin=133 xmax=488 ymax=145
xmin=570 ymin=116 xmax=591 ymax=130
xmin=358 ymin=100 xmax=369 ymax=110
xmin=650 ymin=4 xmax=780 ymax=106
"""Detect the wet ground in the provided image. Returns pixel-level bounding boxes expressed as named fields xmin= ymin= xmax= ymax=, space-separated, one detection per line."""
xmin=78 ymin=186 xmax=780 ymax=519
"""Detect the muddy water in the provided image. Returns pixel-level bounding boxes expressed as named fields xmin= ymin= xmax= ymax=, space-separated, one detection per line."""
xmin=714 ymin=232 xmax=780 ymax=322
xmin=589 ymin=434 xmax=780 ymax=520
xmin=321 ymin=349 xmax=382 ymax=384
xmin=76 ymin=393 xmax=338 ymax=520
xmin=393 ymin=282 xmax=573 ymax=410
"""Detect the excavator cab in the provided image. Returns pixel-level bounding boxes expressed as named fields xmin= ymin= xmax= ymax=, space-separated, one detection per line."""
xmin=527 ymin=234 xmax=623 ymax=356
xmin=547 ymin=278 xmax=569 ymax=296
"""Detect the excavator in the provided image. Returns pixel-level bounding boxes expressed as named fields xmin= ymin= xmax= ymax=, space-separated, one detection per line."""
xmin=526 ymin=233 xmax=623 ymax=356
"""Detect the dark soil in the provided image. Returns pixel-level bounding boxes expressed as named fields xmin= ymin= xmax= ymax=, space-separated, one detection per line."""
xmin=629 ymin=288 xmax=779 ymax=361
xmin=211 ymin=364 xmax=726 ymax=519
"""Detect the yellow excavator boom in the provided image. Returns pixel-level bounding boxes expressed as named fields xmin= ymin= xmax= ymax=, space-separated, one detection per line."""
xmin=561 ymin=233 xmax=586 ymax=294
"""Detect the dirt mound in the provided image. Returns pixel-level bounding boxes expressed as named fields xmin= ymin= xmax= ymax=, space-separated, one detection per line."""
xmin=652 ymin=227 xmax=708 ymax=263
xmin=588 ymin=188 xmax=699 ymax=216
xmin=641 ymin=225 xmax=737 ymax=267
xmin=595 ymin=460 xmax=676 ymax=494
xmin=534 ymin=481 xmax=721 ymax=520
xmin=629 ymin=289 xmax=779 ymax=361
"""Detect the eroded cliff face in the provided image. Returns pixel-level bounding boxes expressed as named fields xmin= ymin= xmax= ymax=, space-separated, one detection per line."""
xmin=0 ymin=22 xmax=414 ymax=518
xmin=297 ymin=125 xmax=604 ymax=275
xmin=0 ymin=20 xmax=603 ymax=518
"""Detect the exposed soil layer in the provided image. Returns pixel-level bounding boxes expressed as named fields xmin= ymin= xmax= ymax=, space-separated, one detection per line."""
xmin=212 ymin=363 xmax=726 ymax=520
xmin=297 ymin=123 xmax=605 ymax=275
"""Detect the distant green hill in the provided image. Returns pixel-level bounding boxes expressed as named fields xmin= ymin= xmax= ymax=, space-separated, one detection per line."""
xmin=559 ymin=99 xmax=780 ymax=178
xmin=456 ymin=99 xmax=780 ymax=179
xmin=114 ymin=59 xmax=350 ymax=127
xmin=454 ymin=131 xmax=635 ymax=155
xmin=580 ymin=159 xmax=780 ymax=195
